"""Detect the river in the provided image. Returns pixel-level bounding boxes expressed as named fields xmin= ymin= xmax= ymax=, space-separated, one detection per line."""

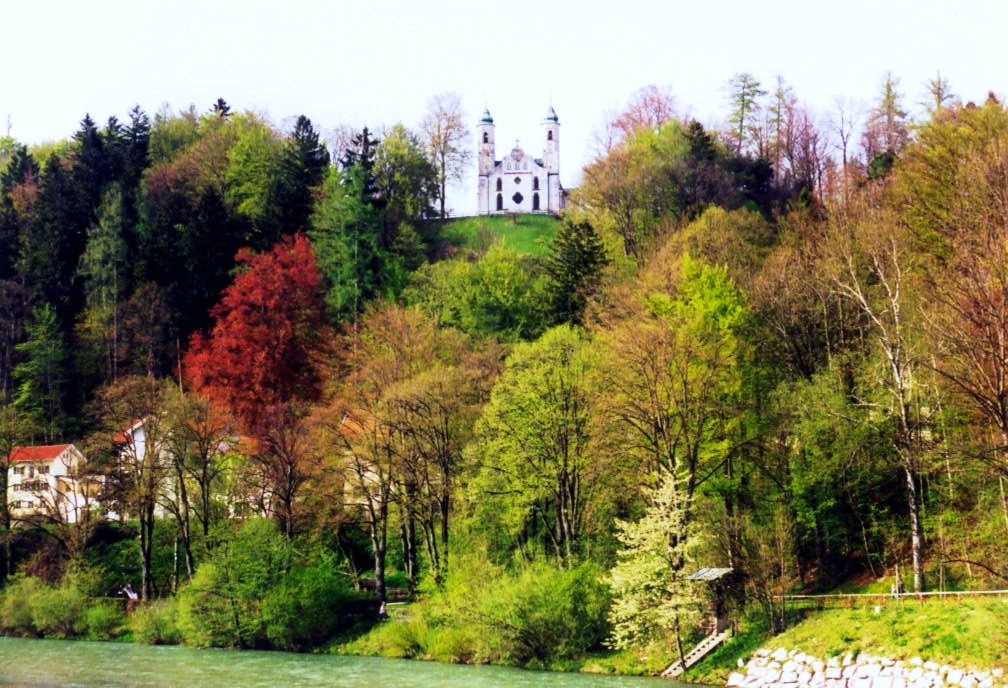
xmin=0 ymin=637 xmax=679 ymax=687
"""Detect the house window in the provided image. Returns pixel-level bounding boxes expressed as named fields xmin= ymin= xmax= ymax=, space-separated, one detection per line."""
xmin=12 ymin=466 xmax=24 ymax=476
xmin=496 ymin=194 xmax=503 ymax=211
xmin=533 ymin=176 xmax=539 ymax=190
xmin=483 ymin=132 xmax=489 ymax=144
xmin=495 ymin=178 xmax=502 ymax=192
xmin=39 ymin=465 xmax=49 ymax=475
xmin=533 ymin=193 xmax=540 ymax=211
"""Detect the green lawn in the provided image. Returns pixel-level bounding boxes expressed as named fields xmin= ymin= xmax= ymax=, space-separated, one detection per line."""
xmin=686 ymin=596 xmax=1008 ymax=684
xmin=435 ymin=213 xmax=560 ymax=256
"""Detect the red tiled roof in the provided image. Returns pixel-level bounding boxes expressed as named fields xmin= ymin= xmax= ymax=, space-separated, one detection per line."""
xmin=9 ymin=444 xmax=71 ymax=463
xmin=113 ymin=419 xmax=144 ymax=444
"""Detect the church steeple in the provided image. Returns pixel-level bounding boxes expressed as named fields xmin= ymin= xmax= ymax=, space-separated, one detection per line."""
xmin=477 ymin=106 xmax=495 ymax=176
xmin=542 ymin=105 xmax=559 ymax=174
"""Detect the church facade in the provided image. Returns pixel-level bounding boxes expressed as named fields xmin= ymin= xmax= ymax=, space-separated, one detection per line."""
xmin=476 ymin=106 xmax=564 ymax=215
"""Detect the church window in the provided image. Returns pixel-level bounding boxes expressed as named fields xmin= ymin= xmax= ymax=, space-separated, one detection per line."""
xmin=533 ymin=193 xmax=540 ymax=211
xmin=496 ymin=194 xmax=503 ymax=211
xmin=512 ymin=192 xmax=524 ymax=205
xmin=514 ymin=176 xmax=521 ymax=185
xmin=483 ymin=132 xmax=489 ymax=144
xmin=547 ymin=130 xmax=553 ymax=141
xmin=533 ymin=176 xmax=539 ymax=190
xmin=496 ymin=178 xmax=502 ymax=191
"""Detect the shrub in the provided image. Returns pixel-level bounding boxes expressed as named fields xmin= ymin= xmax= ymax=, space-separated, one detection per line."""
xmin=476 ymin=562 xmax=611 ymax=666
xmin=129 ymin=599 xmax=182 ymax=645
xmin=261 ymin=561 xmax=357 ymax=651
xmin=176 ymin=561 xmax=246 ymax=647
xmin=84 ymin=601 xmax=125 ymax=640
xmin=0 ymin=575 xmax=46 ymax=635
xmin=30 ymin=583 xmax=86 ymax=638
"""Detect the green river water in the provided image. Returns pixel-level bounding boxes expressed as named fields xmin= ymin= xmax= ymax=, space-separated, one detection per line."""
xmin=0 ymin=637 xmax=680 ymax=687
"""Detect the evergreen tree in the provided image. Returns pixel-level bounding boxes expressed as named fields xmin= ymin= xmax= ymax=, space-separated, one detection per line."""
xmin=73 ymin=114 xmax=111 ymax=220
xmin=13 ymin=303 xmax=69 ymax=442
xmin=265 ymin=115 xmax=330 ymax=239
xmin=76 ymin=187 xmax=128 ymax=386
xmin=0 ymin=145 xmax=39 ymax=280
xmin=544 ymin=218 xmax=609 ymax=325
xmin=19 ymin=154 xmax=87 ymax=329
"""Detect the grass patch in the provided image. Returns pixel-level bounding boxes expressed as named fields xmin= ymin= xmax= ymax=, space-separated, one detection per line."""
xmin=764 ymin=598 xmax=1008 ymax=670
xmin=435 ymin=214 xmax=560 ymax=256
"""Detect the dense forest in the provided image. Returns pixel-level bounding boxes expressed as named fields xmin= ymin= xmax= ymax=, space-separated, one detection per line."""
xmin=1 ymin=73 xmax=1007 ymax=663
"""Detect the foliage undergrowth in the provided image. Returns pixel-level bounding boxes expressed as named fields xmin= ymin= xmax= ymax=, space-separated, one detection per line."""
xmin=335 ymin=554 xmax=610 ymax=669
xmin=0 ymin=566 xmax=126 ymax=640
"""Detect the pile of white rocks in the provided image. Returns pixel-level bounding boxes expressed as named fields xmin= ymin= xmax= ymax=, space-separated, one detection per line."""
xmin=726 ymin=647 xmax=1006 ymax=688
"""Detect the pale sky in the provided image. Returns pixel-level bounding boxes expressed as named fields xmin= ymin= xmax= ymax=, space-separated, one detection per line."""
xmin=4 ymin=0 xmax=1006 ymax=215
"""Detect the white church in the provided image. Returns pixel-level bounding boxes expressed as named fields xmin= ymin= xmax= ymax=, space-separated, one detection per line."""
xmin=476 ymin=105 xmax=565 ymax=215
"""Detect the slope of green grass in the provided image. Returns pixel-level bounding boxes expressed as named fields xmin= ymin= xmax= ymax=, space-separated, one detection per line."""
xmin=436 ymin=213 xmax=560 ymax=256
xmin=687 ymin=597 xmax=1008 ymax=684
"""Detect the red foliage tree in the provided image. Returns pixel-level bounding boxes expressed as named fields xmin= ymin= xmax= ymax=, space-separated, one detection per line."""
xmin=183 ymin=233 xmax=326 ymax=435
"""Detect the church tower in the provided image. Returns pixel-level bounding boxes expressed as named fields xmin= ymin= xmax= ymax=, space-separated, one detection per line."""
xmin=542 ymin=106 xmax=561 ymax=212
xmin=476 ymin=107 xmax=495 ymax=214
xmin=542 ymin=105 xmax=559 ymax=173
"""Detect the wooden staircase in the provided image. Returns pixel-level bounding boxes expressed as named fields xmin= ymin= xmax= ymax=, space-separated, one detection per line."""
xmin=660 ymin=629 xmax=730 ymax=679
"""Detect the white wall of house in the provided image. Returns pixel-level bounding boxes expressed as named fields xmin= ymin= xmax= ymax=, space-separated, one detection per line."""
xmin=7 ymin=444 xmax=100 ymax=524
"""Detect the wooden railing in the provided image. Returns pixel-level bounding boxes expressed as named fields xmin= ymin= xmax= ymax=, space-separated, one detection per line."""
xmin=782 ymin=588 xmax=1008 ymax=609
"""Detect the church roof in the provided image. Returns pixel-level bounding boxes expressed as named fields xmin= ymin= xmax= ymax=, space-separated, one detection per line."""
xmin=479 ymin=107 xmax=494 ymax=124
xmin=544 ymin=105 xmax=559 ymax=122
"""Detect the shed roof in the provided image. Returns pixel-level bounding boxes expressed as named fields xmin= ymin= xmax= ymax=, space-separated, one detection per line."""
xmin=686 ymin=567 xmax=734 ymax=582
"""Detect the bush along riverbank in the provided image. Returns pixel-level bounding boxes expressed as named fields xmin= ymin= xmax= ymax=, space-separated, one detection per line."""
xmin=729 ymin=648 xmax=1007 ymax=688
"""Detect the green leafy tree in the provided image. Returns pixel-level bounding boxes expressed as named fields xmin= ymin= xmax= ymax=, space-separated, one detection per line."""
xmin=604 ymin=254 xmax=748 ymax=557
xmin=827 ymin=211 xmax=935 ymax=592
xmin=224 ymin=113 xmax=284 ymax=249
xmin=405 ymin=242 xmax=550 ymax=342
xmin=374 ymin=123 xmax=436 ymax=266
xmin=470 ymin=324 xmax=607 ymax=562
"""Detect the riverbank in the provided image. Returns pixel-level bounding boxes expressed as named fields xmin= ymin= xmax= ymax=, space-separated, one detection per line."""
xmin=728 ymin=648 xmax=1007 ymax=688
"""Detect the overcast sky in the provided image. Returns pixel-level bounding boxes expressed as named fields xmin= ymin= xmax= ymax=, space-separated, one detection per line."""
xmin=4 ymin=0 xmax=1006 ymax=214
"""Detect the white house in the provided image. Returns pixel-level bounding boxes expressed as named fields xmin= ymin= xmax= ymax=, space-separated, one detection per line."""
xmin=476 ymin=106 xmax=565 ymax=215
xmin=7 ymin=444 xmax=102 ymax=524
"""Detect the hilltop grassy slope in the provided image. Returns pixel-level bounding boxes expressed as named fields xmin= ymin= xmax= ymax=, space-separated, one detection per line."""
xmin=435 ymin=213 xmax=560 ymax=256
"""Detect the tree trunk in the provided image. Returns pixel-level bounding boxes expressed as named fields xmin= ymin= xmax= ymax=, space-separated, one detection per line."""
xmin=904 ymin=463 xmax=925 ymax=592
xmin=140 ymin=502 xmax=155 ymax=601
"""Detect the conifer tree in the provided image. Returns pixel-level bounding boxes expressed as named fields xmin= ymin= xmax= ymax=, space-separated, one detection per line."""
xmin=13 ymin=303 xmax=68 ymax=442
xmin=544 ymin=218 xmax=609 ymax=325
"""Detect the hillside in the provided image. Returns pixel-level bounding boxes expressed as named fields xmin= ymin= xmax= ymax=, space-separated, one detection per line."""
xmin=435 ymin=213 xmax=560 ymax=256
